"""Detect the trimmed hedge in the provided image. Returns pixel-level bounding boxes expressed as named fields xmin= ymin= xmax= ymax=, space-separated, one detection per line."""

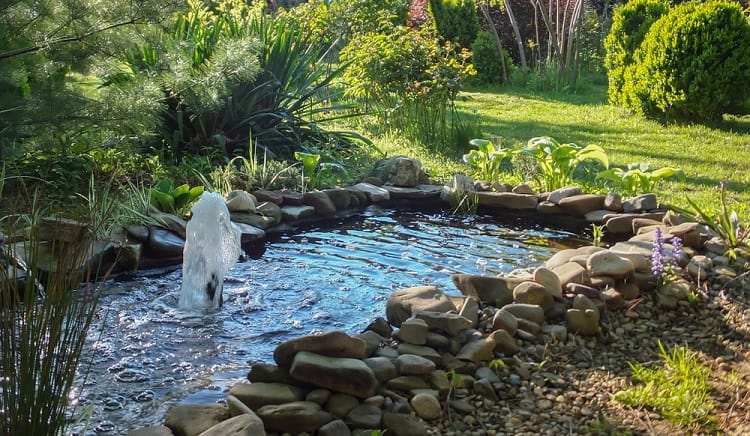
xmin=619 ymin=1 xmax=750 ymax=121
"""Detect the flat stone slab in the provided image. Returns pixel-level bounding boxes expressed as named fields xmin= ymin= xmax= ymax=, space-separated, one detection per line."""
xmin=233 ymin=222 xmax=266 ymax=244
xmin=475 ymin=192 xmax=539 ymax=210
xmin=383 ymin=184 xmax=442 ymax=200
xmin=280 ymin=205 xmax=316 ymax=222
xmin=351 ymin=183 xmax=390 ymax=202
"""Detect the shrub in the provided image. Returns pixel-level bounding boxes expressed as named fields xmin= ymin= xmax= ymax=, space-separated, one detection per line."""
xmin=470 ymin=31 xmax=511 ymax=85
xmin=428 ymin=0 xmax=481 ymax=49
xmin=621 ymin=1 xmax=750 ymax=121
xmin=603 ymin=0 xmax=669 ymax=107
xmin=341 ymin=24 xmax=475 ymax=145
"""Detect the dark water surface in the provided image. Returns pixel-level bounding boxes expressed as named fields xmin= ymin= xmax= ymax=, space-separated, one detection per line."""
xmin=70 ymin=207 xmax=585 ymax=434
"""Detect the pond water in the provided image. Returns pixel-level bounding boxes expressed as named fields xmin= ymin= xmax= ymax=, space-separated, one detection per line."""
xmin=70 ymin=206 xmax=585 ymax=435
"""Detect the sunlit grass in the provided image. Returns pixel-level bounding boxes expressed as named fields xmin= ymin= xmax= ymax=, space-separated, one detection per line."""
xmin=614 ymin=340 xmax=716 ymax=430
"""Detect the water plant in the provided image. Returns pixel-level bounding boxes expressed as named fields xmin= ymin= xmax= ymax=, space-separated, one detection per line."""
xmin=591 ymin=223 xmax=605 ymax=247
xmin=596 ymin=162 xmax=684 ymax=197
xmin=294 ymin=151 xmax=349 ymax=192
xmin=614 ymin=340 xmax=715 ymax=429
xmin=462 ymin=138 xmax=513 ymax=184
xmin=521 ymin=136 xmax=609 ymax=191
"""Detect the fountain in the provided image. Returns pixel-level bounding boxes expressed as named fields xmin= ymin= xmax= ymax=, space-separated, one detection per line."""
xmin=178 ymin=192 xmax=241 ymax=310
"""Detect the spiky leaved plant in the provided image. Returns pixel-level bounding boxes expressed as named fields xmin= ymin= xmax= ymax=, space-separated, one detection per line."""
xmin=0 ymin=179 xmax=114 ymax=435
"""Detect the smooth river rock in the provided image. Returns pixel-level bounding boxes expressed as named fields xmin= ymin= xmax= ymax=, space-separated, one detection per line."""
xmin=274 ymin=331 xmax=367 ymax=367
xmin=385 ymin=286 xmax=456 ymax=327
xmin=289 ymin=351 xmax=379 ymax=398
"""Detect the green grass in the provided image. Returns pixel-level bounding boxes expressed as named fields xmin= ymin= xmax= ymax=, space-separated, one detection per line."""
xmin=369 ymin=80 xmax=750 ymax=220
xmin=614 ymin=340 xmax=716 ymax=430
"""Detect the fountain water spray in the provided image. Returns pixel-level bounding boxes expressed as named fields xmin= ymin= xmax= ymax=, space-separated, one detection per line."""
xmin=179 ymin=192 xmax=241 ymax=310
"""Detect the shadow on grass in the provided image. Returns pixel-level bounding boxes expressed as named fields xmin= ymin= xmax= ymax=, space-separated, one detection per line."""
xmin=461 ymin=82 xmax=609 ymax=107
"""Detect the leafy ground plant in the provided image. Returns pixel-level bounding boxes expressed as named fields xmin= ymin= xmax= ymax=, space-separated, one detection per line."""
xmin=522 ymin=136 xmax=609 ymax=191
xmin=596 ymin=162 xmax=684 ymax=197
xmin=462 ymin=138 xmax=513 ymax=184
xmin=614 ymin=340 xmax=715 ymax=429
xmin=674 ymin=183 xmax=749 ymax=252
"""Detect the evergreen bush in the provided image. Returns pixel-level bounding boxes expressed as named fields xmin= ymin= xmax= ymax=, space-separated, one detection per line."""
xmin=621 ymin=1 xmax=750 ymax=121
xmin=470 ymin=31 xmax=511 ymax=85
xmin=428 ymin=0 xmax=481 ymax=49
xmin=603 ymin=0 xmax=669 ymax=106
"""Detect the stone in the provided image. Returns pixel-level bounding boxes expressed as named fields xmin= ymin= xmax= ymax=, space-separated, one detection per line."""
xmin=491 ymin=309 xmax=518 ymax=335
xmin=546 ymin=246 xmax=604 ymax=269
xmin=424 ymin=331 xmax=451 ymax=351
xmin=247 ymin=363 xmax=293 ymax=384
xmin=274 ymin=331 xmax=366 ymax=367
xmin=517 ymin=318 xmax=542 ymax=334
xmin=149 ymin=213 xmax=188 ymax=239
xmin=280 ymin=190 xmax=304 ymax=205
xmin=386 ymin=375 xmax=430 ymax=392
xmin=382 ymin=412 xmax=429 ymax=436
xmin=289 ymin=351 xmax=379 ymax=398
xmin=536 ymin=201 xmax=565 ymax=215
xmin=144 ymin=227 xmax=184 ymax=259
xmin=383 ymin=185 xmax=442 ymax=201
xmin=586 ymin=250 xmax=635 ymax=279
xmin=475 ymin=366 xmax=501 ymax=383
xmin=458 ymin=297 xmax=479 ymax=328
xmin=558 ymin=194 xmax=606 ymax=217
xmin=345 ymin=404 xmax=382 ymax=429
xmin=364 ymin=317 xmax=392 ymax=338
xmin=225 ymin=190 xmax=257 ymax=213
xmin=385 ymin=286 xmax=456 ymax=328
xmin=600 ymin=288 xmax=625 ymax=310
xmin=303 ymin=191 xmax=338 ymax=216
xmin=429 ymin=370 xmax=452 ymax=398
xmin=512 ymin=183 xmax=536 ymax=195
xmin=233 ymin=222 xmax=266 ymax=245
xmin=604 ymin=192 xmax=623 ymax=211
xmin=252 ymin=189 xmax=283 ymax=205
xmin=255 ymin=202 xmax=282 ymax=225
xmin=124 ymin=224 xmax=149 ymax=242
xmin=306 ymin=388 xmax=332 ymax=405
xmin=228 ymin=382 xmax=304 ymax=410
xmin=616 ymin=282 xmax=641 ymax=299
xmin=584 ymin=209 xmax=611 ymax=223
xmin=475 ymin=192 xmax=538 ymax=210
xmin=573 ymin=294 xmax=599 ymax=312
xmin=441 ymin=174 xmax=475 ymax=202
xmin=127 ymin=426 xmax=173 ymax=436
xmin=547 ymin=186 xmax=582 ymax=204
xmin=323 ymin=188 xmax=352 ymax=210
xmin=197 ymin=413 xmax=266 ymax=436
xmin=605 ymin=214 xmax=641 ymax=235
xmin=226 ymin=394 xmax=253 ymax=417
xmin=410 ymin=393 xmax=442 ymax=420
xmin=473 ymin=378 xmax=499 ymax=402
xmin=362 ymin=357 xmax=398 ymax=382
xmin=489 ymin=329 xmax=519 ymax=355
xmin=413 ymin=310 xmax=472 ymax=335
xmin=566 ymin=283 xmax=600 ymax=299
xmin=373 ymin=156 xmax=424 ymax=187
xmin=318 ymin=419 xmax=352 ymax=436
xmin=541 ymin=324 xmax=568 ymax=342
xmin=353 ymin=330 xmax=383 ymax=356
xmin=280 ymin=205 xmax=316 ymax=221
xmin=551 ymin=262 xmax=591 ymax=287
xmin=165 ymin=405 xmax=230 ymax=436
xmin=500 ymin=303 xmax=545 ymax=325
xmin=623 ymin=194 xmax=658 ymax=213
xmin=450 ymin=274 xmax=518 ymax=307
xmin=38 ymin=217 xmax=91 ymax=243
xmin=256 ymin=401 xmax=333 ymax=434
xmin=512 ymin=281 xmax=554 ymax=314
xmin=608 ymin=249 xmax=650 ymax=272
xmin=396 ymin=343 xmax=441 ymax=365
xmin=230 ymin=212 xmax=275 ymax=229
xmin=534 ymin=267 xmax=563 ymax=299
xmin=325 ymin=393 xmax=360 ymax=418
xmin=393 ymin=317 xmax=428 ymax=345
xmin=565 ymin=309 xmax=600 ymax=336
xmin=456 ymin=338 xmax=496 ymax=362
xmin=395 ymin=353 xmax=436 ymax=375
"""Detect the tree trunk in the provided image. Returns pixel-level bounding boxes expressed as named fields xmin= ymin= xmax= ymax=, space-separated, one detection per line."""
xmin=504 ymin=0 xmax=528 ymax=72
xmin=479 ymin=1 xmax=508 ymax=83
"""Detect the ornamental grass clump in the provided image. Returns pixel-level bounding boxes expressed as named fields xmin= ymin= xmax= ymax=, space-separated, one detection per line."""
xmin=0 ymin=186 xmax=113 ymax=435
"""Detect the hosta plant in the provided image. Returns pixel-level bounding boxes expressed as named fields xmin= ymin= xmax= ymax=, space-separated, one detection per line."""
xmin=462 ymin=138 xmax=513 ymax=184
xmin=150 ymin=179 xmax=204 ymax=217
xmin=596 ymin=162 xmax=684 ymax=197
xmin=522 ymin=136 xmax=609 ymax=191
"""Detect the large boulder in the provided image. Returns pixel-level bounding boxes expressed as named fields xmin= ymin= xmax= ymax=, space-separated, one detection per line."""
xmin=274 ymin=331 xmax=367 ymax=367
xmin=289 ymin=351 xmax=379 ymax=398
xmin=164 ymin=405 xmax=230 ymax=436
xmin=228 ymin=382 xmax=304 ymax=410
xmin=385 ymin=286 xmax=456 ymax=327
xmin=256 ymin=401 xmax=333 ymax=434
xmin=451 ymin=274 xmax=518 ymax=307
xmin=372 ymin=156 xmax=425 ymax=187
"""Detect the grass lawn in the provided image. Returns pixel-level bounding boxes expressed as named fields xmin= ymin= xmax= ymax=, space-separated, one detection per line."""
xmin=374 ymin=80 xmax=750 ymax=219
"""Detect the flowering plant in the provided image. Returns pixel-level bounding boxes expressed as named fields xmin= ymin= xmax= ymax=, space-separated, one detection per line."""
xmin=651 ymin=227 xmax=683 ymax=288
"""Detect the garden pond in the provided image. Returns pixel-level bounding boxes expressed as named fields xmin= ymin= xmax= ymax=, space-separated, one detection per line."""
xmin=70 ymin=206 xmax=587 ymax=435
